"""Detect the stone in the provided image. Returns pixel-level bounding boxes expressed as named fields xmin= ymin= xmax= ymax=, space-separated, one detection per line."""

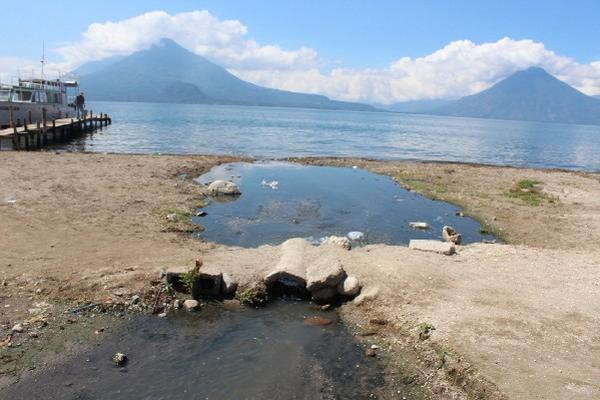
xmin=191 ymin=270 xmax=223 ymax=297
xmin=265 ymin=238 xmax=308 ymax=287
xmin=207 ymin=180 xmax=241 ymax=196
xmin=11 ymin=324 xmax=23 ymax=333
xmin=130 ymin=295 xmax=140 ymax=305
xmin=157 ymin=312 xmax=167 ymax=318
xmin=353 ymin=286 xmax=380 ymax=306
xmin=365 ymin=348 xmax=377 ymax=357
xmin=306 ymin=257 xmax=346 ymax=292
xmin=222 ymin=299 xmax=244 ymax=311
xmin=166 ymin=213 xmax=177 ymax=222
xmin=337 ymin=276 xmax=361 ymax=296
xmin=173 ymin=299 xmax=181 ymax=309
xmin=311 ymin=287 xmax=338 ymax=304
xmin=408 ymin=240 xmax=456 ymax=255
xmin=442 ymin=225 xmax=462 ymax=244
xmin=347 ymin=231 xmax=365 ymax=241
xmin=183 ymin=299 xmax=200 ymax=311
xmin=112 ymin=352 xmax=127 ymax=366
xmin=409 ymin=222 xmax=429 ymax=229
xmin=320 ymin=236 xmax=351 ymax=250
xmin=221 ymin=273 xmax=238 ymax=295
xmin=303 ymin=316 xmax=333 ymax=326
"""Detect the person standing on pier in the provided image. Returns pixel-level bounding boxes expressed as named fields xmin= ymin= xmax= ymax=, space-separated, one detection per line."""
xmin=75 ymin=92 xmax=86 ymax=118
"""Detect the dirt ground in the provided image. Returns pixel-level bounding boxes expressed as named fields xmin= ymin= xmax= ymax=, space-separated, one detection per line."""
xmin=1 ymin=152 xmax=599 ymax=399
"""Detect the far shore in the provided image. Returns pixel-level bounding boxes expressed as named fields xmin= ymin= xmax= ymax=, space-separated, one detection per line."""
xmin=1 ymin=152 xmax=599 ymax=399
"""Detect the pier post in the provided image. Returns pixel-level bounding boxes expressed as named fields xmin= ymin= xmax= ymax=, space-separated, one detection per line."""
xmin=8 ymin=106 xmax=14 ymax=128
xmin=42 ymin=108 xmax=48 ymax=146
xmin=12 ymin=126 xmax=19 ymax=150
xmin=36 ymin=121 xmax=41 ymax=148
xmin=28 ymin=110 xmax=32 ymax=124
xmin=52 ymin=119 xmax=56 ymax=142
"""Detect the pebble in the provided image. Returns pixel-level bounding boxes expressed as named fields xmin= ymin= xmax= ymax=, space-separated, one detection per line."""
xmin=157 ymin=312 xmax=167 ymax=318
xmin=11 ymin=324 xmax=23 ymax=333
xmin=130 ymin=295 xmax=140 ymax=305
xmin=173 ymin=299 xmax=181 ymax=309
xmin=365 ymin=348 xmax=377 ymax=357
xmin=183 ymin=299 xmax=200 ymax=311
xmin=112 ymin=352 xmax=127 ymax=366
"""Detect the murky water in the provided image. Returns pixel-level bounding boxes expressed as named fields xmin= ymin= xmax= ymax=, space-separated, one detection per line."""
xmin=3 ymin=301 xmax=393 ymax=400
xmin=195 ymin=162 xmax=494 ymax=247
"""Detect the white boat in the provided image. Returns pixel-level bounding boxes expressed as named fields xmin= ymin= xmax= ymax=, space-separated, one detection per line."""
xmin=0 ymin=79 xmax=80 ymax=128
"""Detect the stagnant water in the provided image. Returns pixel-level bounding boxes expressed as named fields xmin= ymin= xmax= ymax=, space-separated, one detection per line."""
xmin=195 ymin=162 xmax=494 ymax=247
xmin=4 ymin=301 xmax=395 ymax=399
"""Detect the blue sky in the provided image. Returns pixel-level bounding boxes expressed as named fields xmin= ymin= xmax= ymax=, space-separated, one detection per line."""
xmin=2 ymin=1 xmax=600 ymax=102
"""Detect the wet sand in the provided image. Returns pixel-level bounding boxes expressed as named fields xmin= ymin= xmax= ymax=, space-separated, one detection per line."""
xmin=1 ymin=152 xmax=599 ymax=399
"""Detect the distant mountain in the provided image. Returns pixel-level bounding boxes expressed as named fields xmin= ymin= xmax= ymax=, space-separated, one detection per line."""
xmin=428 ymin=67 xmax=600 ymax=125
xmin=78 ymin=39 xmax=376 ymax=111
xmin=376 ymin=99 xmax=455 ymax=113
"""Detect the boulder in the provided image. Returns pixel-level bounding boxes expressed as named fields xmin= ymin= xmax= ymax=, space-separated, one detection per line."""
xmin=221 ymin=273 xmax=238 ymax=295
xmin=321 ymin=235 xmax=351 ymax=250
xmin=306 ymin=257 xmax=346 ymax=292
xmin=311 ymin=287 xmax=338 ymax=304
xmin=183 ymin=299 xmax=200 ymax=311
xmin=264 ymin=238 xmax=308 ymax=287
xmin=408 ymin=240 xmax=456 ymax=255
xmin=337 ymin=276 xmax=361 ymax=296
xmin=409 ymin=222 xmax=429 ymax=230
xmin=207 ymin=180 xmax=241 ymax=196
xmin=191 ymin=270 xmax=223 ymax=297
xmin=442 ymin=225 xmax=462 ymax=244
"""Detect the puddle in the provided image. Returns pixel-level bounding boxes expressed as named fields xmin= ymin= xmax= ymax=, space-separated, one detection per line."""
xmin=195 ymin=162 xmax=494 ymax=247
xmin=4 ymin=301 xmax=393 ymax=399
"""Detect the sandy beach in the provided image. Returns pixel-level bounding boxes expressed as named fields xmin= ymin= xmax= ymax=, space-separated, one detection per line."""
xmin=1 ymin=151 xmax=599 ymax=399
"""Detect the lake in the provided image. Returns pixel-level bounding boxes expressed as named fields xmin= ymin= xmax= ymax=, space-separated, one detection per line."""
xmin=64 ymin=101 xmax=600 ymax=171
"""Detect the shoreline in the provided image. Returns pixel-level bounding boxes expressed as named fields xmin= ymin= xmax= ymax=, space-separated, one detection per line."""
xmin=1 ymin=152 xmax=599 ymax=399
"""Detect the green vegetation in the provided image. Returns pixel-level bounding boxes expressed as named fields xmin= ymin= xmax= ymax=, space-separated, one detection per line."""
xmin=179 ymin=269 xmax=197 ymax=294
xmin=506 ymin=179 xmax=557 ymax=206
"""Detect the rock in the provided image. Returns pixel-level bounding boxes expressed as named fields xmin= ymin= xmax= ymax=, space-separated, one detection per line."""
xmin=221 ymin=273 xmax=238 ymax=295
xmin=166 ymin=213 xmax=177 ymax=222
xmin=311 ymin=287 xmax=338 ymax=304
xmin=347 ymin=231 xmax=364 ymax=241
xmin=321 ymin=236 xmax=351 ymax=250
xmin=222 ymin=299 xmax=244 ymax=311
xmin=173 ymin=299 xmax=181 ymax=309
xmin=365 ymin=348 xmax=377 ymax=357
xmin=265 ymin=238 xmax=308 ymax=287
xmin=442 ymin=225 xmax=462 ymax=244
xmin=306 ymin=257 xmax=346 ymax=292
xmin=353 ymin=286 xmax=380 ymax=306
xmin=369 ymin=317 xmax=388 ymax=326
xmin=408 ymin=240 xmax=456 ymax=255
xmin=191 ymin=270 xmax=223 ymax=297
xmin=130 ymin=295 xmax=140 ymax=305
xmin=235 ymin=281 xmax=268 ymax=306
xmin=303 ymin=316 xmax=333 ymax=326
xmin=11 ymin=324 xmax=23 ymax=333
xmin=28 ymin=331 xmax=39 ymax=338
xmin=337 ymin=276 xmax=361 ymax=296
xmin=183 ymin=299 xmax=200 ymax=311
xmin=207 ymin=180 xmax=241 ymax=196
xmin=157 ymin=312 xmax=167 ymax=318
xmin=112 ymin=352 xmax=127 ymax=366
xmin=409 ymin=222 xmax=429 ymax=229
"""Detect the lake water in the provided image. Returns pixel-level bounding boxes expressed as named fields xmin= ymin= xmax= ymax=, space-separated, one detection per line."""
xmin=66 ymin=101 xmax=600 ymax=171
xmin=195 ymin=161 xmax=494 ymax=247
xmin=3 ymin=300 xmax=406 ymax=400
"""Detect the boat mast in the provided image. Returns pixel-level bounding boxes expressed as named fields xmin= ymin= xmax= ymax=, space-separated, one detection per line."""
xmin=40 ymin=41 xmax=45 ymax=82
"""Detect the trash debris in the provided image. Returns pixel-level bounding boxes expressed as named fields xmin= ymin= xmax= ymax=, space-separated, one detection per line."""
xmin=261 ymin=179 xmax=279 ymax=189
xmin=409 ymin=221 xmax=429 ymax=230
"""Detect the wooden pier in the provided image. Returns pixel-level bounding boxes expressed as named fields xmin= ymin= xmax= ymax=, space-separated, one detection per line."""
xmin=0 ymin=111 xmax=112 ymax=151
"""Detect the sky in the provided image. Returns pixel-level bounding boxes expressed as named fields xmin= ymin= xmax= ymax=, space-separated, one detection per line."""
xmin=1 ymin=0 xmax=600 ymax=103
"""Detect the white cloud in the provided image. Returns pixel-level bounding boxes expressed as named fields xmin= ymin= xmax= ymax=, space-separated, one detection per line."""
xmin=232 ymin=38 xmax=600 ymax=103
xmin=2 ymin=10 xmax=600 ymax=104
xmin=55 ymin=10 xmax=317 ymax=71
